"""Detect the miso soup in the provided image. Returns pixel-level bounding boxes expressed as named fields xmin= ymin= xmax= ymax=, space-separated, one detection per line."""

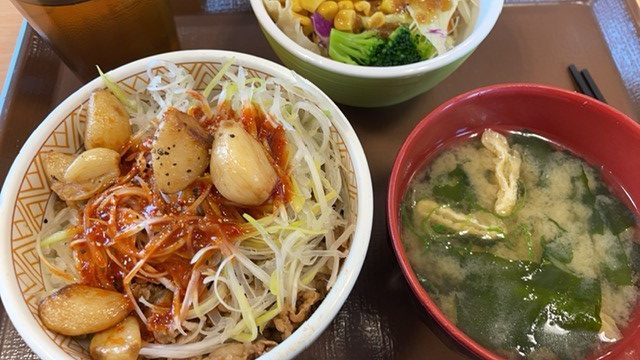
xmin=401 ymin=129 xmax=640 ymax=359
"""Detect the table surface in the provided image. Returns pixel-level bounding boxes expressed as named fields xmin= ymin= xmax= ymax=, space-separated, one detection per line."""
xmin=0 ymin=2 xmax=22 ymax=87
xmin=1 ymin=1 xmax=640 ymax=360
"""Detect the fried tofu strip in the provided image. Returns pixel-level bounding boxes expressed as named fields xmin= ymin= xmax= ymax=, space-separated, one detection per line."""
xmin=416 ymin=199 xmax=505 ymax=240
xmin=481 ymin=129 xmax=522 ymax=216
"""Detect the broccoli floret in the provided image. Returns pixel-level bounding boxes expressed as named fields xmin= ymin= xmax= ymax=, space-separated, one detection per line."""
xmin=413 ymin=31 xmax=437 ymax=60
xmin=373 ymin=26 xmax=421 ymax=66
xmin=372 ymin=26 xmax=437 ymax=66
xmin=328 ymin=29 xmax=385 ymax=66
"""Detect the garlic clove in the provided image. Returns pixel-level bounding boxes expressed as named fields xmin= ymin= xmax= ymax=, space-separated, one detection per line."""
xmin=39 ymin=284 xmax=132 ymax=336
xmin=64 ymin=148 xmax=120 ymax=183
xmin=89 ymin=316 xmax=141 ymax=360
xmin=210 ymin=120 xmax=278 ymax=206
xmin=42 ymin=151 xmax=75 ymax=183
xmin=51 ymin=180 xmax=109 ymax=202
xmin=42 ymin=149 xmax=120 ymax=201
xmin=85 ymin=90 xmax=132 ymax=152
xmin=152 ymin=108 xmax=210 ymax=193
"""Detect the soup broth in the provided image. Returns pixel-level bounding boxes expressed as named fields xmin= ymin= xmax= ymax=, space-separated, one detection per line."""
xmin=402 ymin=130 xmax=640 ymax=359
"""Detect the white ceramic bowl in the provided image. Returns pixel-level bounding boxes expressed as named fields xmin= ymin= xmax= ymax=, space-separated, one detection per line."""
xmin=250 ymin=0 xmax=504 ymax=107
xmin=0 ymin=50 xmax=373 ymax=360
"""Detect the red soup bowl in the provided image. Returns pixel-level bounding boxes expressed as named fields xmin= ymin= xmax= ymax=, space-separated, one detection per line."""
xmin=387 ymin=83 xmax=640 ymax=359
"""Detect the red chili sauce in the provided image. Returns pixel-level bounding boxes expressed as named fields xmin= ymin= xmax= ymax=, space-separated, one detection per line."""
xmin=72 ymin=102 xmax=291 ymax=334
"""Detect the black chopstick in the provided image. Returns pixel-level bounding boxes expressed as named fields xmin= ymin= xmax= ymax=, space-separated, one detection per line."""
xmin=580 ymin=69 xmax=607 ymax=103
xmin=568 ymin=64 xmax=607 ymax=103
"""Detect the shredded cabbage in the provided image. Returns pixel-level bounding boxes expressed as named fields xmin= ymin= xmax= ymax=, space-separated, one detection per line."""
xmin=263 ymin=0 xmax=321 ymax=54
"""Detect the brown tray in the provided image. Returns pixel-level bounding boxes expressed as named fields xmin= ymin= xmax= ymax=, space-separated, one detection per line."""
xmin=1 ymin=0 xmax=639 ymax=359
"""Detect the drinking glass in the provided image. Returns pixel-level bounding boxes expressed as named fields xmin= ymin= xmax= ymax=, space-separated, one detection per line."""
xmin=10 ymin=0 xmax=180 ymax=82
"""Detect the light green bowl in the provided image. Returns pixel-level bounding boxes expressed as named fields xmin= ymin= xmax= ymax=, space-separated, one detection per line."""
xmin=250 ymin=0 xmax=503 ymax=108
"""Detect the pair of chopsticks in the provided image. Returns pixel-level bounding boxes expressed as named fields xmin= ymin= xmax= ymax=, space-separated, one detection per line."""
xmin=568 ymin=64 xmax=607 ymax=103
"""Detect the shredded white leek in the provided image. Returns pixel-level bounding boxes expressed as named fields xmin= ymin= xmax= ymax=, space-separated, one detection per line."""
xmin=41 ymin=58 xmax=352 ymax=359
xmin=97 ymin=66 xmax=137 ymax=111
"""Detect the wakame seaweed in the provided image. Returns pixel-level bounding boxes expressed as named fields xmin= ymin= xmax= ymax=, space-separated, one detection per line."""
xmin=597 ymin=197 xmax=636 ymax=236
xmin=577 ymin=166 xmax=635 ymax=237
xmin=511 ymin=133 xmax=555 ymax=187
xmin=601 ymin=236 xmax=633 ymax=286
xmin=511 ymin=133 xmax=555 ymax=163
xmin=403 ymin=130 xmax=639 ymax=359
xmin=455 ymin=253 xmax=602 ymax=358
xmin=543 ymin=238 xmax=574 ymax=264
xmin=573 ymin=168 xmax=635 ymax=285
xmin=432 ymin=165 xmax=477 ymax=212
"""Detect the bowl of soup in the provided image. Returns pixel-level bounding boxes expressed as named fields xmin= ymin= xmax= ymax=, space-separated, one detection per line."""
xmin=387 ymin=83 xmax=640 ymax=359
xmin=249 ymin=0 xmax=503 ymax=107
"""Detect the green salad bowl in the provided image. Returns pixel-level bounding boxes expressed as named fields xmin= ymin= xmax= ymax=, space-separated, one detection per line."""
xmin=250 ymin=0 xmax=504 ymax=107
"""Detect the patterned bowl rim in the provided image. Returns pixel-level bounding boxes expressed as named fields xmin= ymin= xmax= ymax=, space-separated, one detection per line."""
xmin=0 ymin=49 xmax=374 ymax=360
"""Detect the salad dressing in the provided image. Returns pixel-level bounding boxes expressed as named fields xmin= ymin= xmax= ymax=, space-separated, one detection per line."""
xmin=265 ymin=0 xmax=473 ymax=65
xmin=407 ymin=0 xmax=453 ymax=24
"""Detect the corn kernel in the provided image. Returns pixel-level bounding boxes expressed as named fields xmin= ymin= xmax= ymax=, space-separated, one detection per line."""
xmin=354 ymin=1 xmax=371 ymax=16
xmin=365 ymin=11 xmax=385 ymax=29
xmin=294 ymin=13 xmax=313 ymax=27
xmin=294 ymin=13 xmax=314 ymax=35
xmin=337 ymin=0 xmax=354 ymax=10
xmin=378 ymin=0 xmax=395 ymax=14
xmin=317 ymin=1 xmax=339 ymax=21
xmin=302 ymin=23 xmax=314 ymax=35
xmin=300 ymin=0 xmax=324 ymax=12
xmin=292 ymin=0 xmax=303 ymax=13
xmin=334 ymin=9 xmax=357 ymax=32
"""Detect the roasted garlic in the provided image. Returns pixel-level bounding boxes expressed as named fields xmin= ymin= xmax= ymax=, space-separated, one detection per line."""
xmin=39 ymin=284 xmax=132 ymax=336
xmin=152 ymin=108 xmax=210 ymax=193
xmin=42 ymin=149 xmax=120 ymax=201
xmin=64 ymin=148 xmax=120 ymax=183
xmin=90 ymin=316 xmax=141 ymax=360
xmin=210 ymin=120 xmax=277 ymax=206
xmin=85 ymin=90 xmax=132 ymax=152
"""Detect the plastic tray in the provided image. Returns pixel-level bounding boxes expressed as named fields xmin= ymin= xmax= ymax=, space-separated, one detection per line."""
xmin=1 ymin=0 xmax=639 ymax=358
